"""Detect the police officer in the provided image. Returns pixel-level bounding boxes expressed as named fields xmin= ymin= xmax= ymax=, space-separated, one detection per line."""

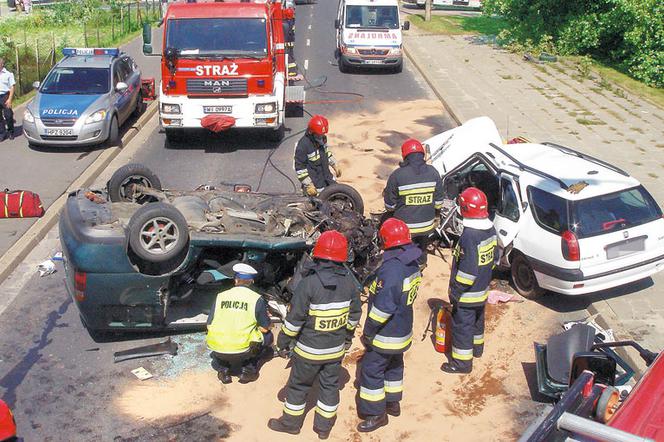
xmin=294 ymin=115 xmax=342 ymax=197
xmin=268 ymin=230 xmax=361 ymax=440
xmin=384 ymin=138 xmax=443 ymax=267
xmin=206 ymin=263 xmax=273 ymax=384
xmin=357 ymin=218 xmax=422 ymax=432
xmin=0 ymin=58 xmax=16 ymax=142
xmin=441 ymin=187 xmax=497 ymax=374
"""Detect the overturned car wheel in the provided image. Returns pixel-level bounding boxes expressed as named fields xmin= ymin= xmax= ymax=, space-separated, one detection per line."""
xmin=128 ymin=202 xmax=189 ymax=264
xmin=319 ymin=183 xmax=365 ymax=215
xmin=108 ymin=163 xmax=162 ymax=203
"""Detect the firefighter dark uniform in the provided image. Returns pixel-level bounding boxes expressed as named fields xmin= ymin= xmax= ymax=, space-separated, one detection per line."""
xmin=384 ymin=139 xmax=443 ymax=266
xmin=357 ymin=218 xmax=421 ymax=432
xmin=269 ymin=231 xmax=361 ymax=438
xmin=444 ymin=215 xmax=497 ymax=374
xmin=294 ymin=115 xmax=339 ymax=195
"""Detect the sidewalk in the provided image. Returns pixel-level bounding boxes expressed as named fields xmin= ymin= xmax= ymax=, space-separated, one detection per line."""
xmin=403 ymin=27 xmax=664 ymax=364
xmin=0 ymin=30 xmax=161 ymax=256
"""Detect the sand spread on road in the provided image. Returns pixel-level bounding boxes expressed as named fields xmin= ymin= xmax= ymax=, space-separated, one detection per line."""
xmin=113 ymin=100 xmax=558 ymax=441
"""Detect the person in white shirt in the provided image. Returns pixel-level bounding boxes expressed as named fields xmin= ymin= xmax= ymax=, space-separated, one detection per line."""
xmin=0 ymin=58 xmax=16 ymax=141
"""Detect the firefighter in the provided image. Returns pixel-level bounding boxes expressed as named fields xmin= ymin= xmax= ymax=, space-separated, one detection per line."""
xmin=383 ymin=138 xmax=444 ymax=267
xmin=268 ymin=230 xmax=361 ymax=440
xmin=294 ymin=115 xmax=342 ymax=197
xmin=441 ymin=187 xmax=497 ymax=374
xmin=206 ymin=263 xmax=273 ymax=384
xmin=357 ymin=218 xmax=422 ymax=432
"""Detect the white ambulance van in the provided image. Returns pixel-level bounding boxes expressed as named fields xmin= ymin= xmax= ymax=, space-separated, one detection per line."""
xmin=335 ymin=0 xmax=409 ymax=73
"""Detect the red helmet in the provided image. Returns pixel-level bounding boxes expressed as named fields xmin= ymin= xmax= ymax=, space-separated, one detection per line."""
xmin=312 ymin=230 xmax=348 ymax=262
xmin=401 ymin=138 xmax=425 ymax=159
xmin=307 ymin=115 xmax=329 ymax=136
xmin=458 ymin=187 xmax=489 ymax=219
xmin=0 ymin=400 xmax=16 ymax=442
xmin=379 ymin=218 xmax=412 ymax=249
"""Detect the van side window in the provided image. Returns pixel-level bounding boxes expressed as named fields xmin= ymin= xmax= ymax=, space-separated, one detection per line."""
xmin=528 ymin=187 xmax=568 ymax=234
xmin=498 ymin=178 xmax=519 ymax=222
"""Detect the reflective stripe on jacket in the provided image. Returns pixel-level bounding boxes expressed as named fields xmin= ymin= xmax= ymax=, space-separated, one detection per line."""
xmin=449 ymin=218 xmax=498 ymax=307
xmin=363 ymin=243 xmax=422 ymax=354
xmin=206 ymin=286 xmax=264 ymax=354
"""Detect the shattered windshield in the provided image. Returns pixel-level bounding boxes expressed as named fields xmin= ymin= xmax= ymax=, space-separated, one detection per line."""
xmin=166 ymin=18 xmax=268 ymax=57
xmin=345 ymin=5 xmax=399 ymax=29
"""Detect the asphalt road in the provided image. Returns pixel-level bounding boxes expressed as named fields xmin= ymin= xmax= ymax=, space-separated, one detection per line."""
xmin=0 ymin=2 xmax=452 ymax=440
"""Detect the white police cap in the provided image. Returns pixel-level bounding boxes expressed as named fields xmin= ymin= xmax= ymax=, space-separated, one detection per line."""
xmin=232 ymin=263 xmax=258 ymax=279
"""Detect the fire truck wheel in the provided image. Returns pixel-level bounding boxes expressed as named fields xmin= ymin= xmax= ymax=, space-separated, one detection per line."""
xmin=165 ymin=128 xmax=185 ymax=143
xmin=269 ymin=124 xmax=285 ymax=142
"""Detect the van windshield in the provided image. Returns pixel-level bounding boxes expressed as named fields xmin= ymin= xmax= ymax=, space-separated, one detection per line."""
xmin=166 ymin=18 xmax=268 ymax=57
xmin=571 ymin=186 xmax=662 ymax=238
xmin=345 ymin=5 xmax=399 ymax=29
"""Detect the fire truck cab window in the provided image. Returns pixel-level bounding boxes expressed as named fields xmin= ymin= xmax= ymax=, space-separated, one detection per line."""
xmin=166 ymin=18 xmax=268 ymax=56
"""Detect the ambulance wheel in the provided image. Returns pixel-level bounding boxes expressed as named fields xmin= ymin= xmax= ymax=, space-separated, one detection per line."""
xmin=108 ymin=163 xmax=162 ymax=203
xmin=106 ymin=115 xmax=120 ymax=147
xmin=339 ymin=58 xmax=351 ymax=74
xmin=128 ymin=202 xmax=189 ymax=264
xmin=319 ymin=183 xmax=364 ymax=215
xmin=510 ymin=252 xmax=545 ymax=299
xmin=393 ymin=61 xmax=403 ymax=74
xmin=133 ymin=91 xmax=146 ymax=117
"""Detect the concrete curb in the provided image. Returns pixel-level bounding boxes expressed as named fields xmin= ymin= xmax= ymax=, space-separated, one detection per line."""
xmin=403 ymin=39 xmax=462 ymax=126
xmin=0 ymin=101 xmax=158 ymax=285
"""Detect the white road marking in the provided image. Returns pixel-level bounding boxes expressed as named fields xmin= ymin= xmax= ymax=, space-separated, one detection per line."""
xmin=308 ymin=25 xmax=312 ymax=30
xmin=306 ymin=39 xmax=310 ymax=46
xmin=304 ymin=59 xmax=309 ymax=71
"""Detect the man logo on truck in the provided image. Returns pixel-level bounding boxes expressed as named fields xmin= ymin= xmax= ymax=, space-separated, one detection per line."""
xmin=195 ymin=63 xmax=239 ymax=76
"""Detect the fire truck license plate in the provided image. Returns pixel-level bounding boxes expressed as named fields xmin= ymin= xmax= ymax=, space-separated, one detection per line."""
xmin=203 ymin=106 xmax=232 ymax=114
xmin=45 ymin=129 xmax=73 ymax=136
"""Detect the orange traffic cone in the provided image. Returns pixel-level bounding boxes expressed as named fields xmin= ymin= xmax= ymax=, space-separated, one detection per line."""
xmin=434 ymin=307 xmax=452 ymax=353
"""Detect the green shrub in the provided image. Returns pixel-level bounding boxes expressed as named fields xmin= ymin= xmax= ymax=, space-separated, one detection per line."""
xmin=483 ymin=0 xmax=663 ymax=87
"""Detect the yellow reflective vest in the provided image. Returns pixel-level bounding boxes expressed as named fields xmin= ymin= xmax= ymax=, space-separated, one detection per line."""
xmin=206 ymin=286 xmax=264 ymax=354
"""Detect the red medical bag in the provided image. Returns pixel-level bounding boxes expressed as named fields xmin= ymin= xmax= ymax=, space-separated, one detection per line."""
xmin=0 ymin=189 xmax=45 ymax=218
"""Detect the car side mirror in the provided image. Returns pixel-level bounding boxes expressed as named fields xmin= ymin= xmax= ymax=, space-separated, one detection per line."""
xmin=334 ymin=19 xmax=340 ymax=29
xmin=32 ymin=81 xmax=41 ymax=89
xmin=142 ymin=23 xmax=152 ymax=45
xmin=402 ymin=21 xmax=410 ymax=30
xmin=115 ymin=82 xmax=129 ymax=92
xmin=569 ymin=352 xmax=616 ymax=386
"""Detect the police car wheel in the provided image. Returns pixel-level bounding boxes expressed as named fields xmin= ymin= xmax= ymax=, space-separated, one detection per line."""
xmin=339 ymin=58 xmax=351 ymax=74
xmin=108 ymin=163 xmax=162 ymax=203
xmin=133 ymin=91 xmax=145 ymax=117
xmin=107 ymin=115 xmax=119 ymax=146
xmin=393 ymin=62 xmax=403 ymax=74
xmin=128 ymin=202 xmax=189 ymax=264
xmin=319 ymin=183 xmax=365 ymax=215
xmin=510 ymin=252 xmax=545 ymax=299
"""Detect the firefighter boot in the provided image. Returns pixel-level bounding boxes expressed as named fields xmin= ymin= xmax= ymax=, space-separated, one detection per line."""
xmin=441 ymin=362 xmax=472 ymax=374
xmin=239 ymin=366 xmax=259 ymax=384
xmin=268 ymin=417 xmax=301 ymax=435
xmin=313 ymin=426 xmax=330 ymax=440
xmin=357 ymin=414 xmax=388 ymax=432
xmin=386 ymin=402 xmax=401 ymax=417
xmin=217 ymin=367 xmax=231 ymax=384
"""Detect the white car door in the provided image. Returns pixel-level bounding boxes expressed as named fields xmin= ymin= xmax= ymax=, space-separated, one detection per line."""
xmin=493 ymin=174 xmax=524 ymax=264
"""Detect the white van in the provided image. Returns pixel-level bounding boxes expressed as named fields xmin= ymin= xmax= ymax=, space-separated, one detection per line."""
xmin=335 ymin=0 xmax=410 ymax=73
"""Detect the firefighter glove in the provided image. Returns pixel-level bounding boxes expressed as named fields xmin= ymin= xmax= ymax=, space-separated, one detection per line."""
xmin=332 ymin=164 xmax=342 ymax=178
xmin=305 ymin=183 xmax=318 ymax=197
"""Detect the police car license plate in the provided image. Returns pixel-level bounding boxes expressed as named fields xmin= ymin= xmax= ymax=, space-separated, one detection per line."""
xmin=45 ymin=128 xmax=73 ymax=136
xmin=203 ymin=106 xmax=232 ymax=114
xmin=364 ymin=60 xmax=383 ymax=65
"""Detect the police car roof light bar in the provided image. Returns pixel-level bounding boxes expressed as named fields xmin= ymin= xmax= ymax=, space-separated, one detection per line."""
xmin=62 ymin=48 xmax=120 ymax=57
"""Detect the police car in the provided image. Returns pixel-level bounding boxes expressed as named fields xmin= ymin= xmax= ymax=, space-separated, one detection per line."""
xmin=23 ymin=48 xmax=144 ymax=147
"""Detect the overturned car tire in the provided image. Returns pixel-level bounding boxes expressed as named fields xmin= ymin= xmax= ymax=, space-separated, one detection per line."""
xmin=319 ymin=183 xmax=365 ymax=215
xmin=128 ymin=202 xmax=189 ymax=264
xmin=108 ymin=163 xmax=162 ymax=203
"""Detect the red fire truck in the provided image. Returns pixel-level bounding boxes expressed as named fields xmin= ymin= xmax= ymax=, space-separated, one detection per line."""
xmin=142 ymin=0 xmax=301 ymax=142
